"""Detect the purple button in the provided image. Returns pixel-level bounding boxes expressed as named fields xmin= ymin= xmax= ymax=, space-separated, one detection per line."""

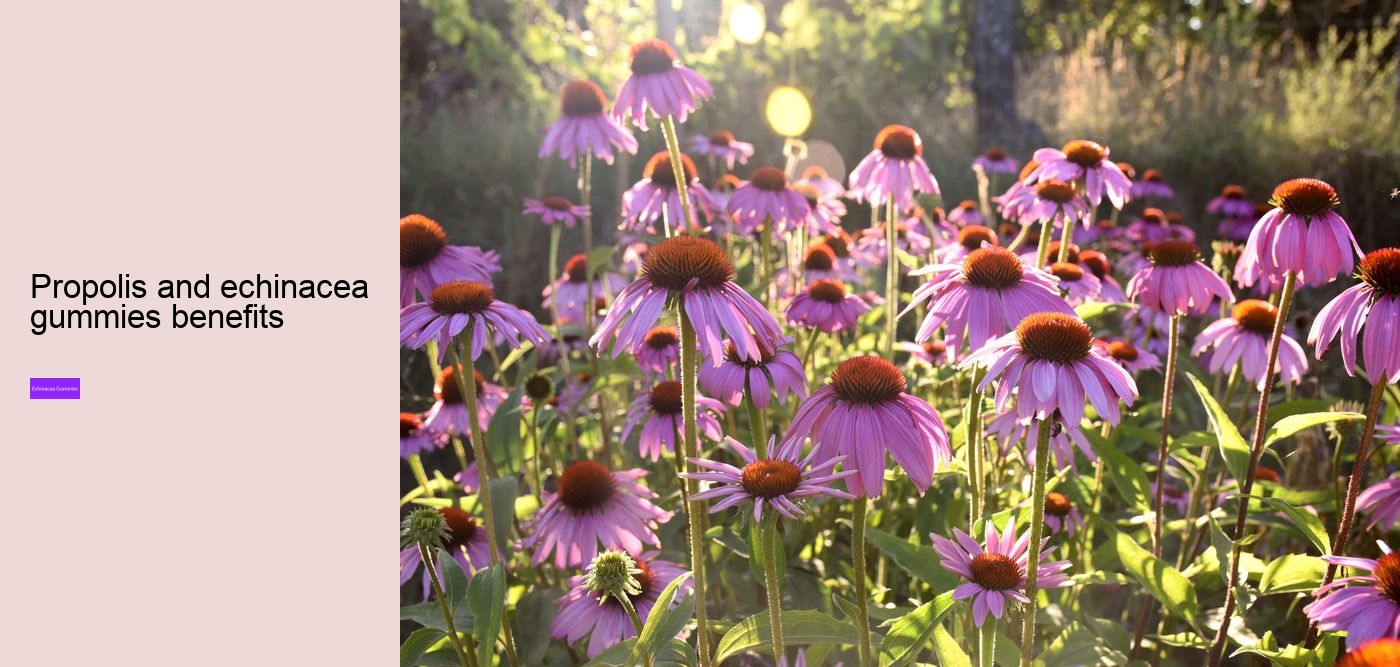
xmin=31 ymin=378 xmax=80 ymax=399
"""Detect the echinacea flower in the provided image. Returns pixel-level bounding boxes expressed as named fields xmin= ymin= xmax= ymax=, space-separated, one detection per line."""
xmin=691 ymin=130 xmax=754 ymax=169
xmin=1193 ymin=299 xmax=1309 ymax=389
xmin=1126 ymin=240 xmax=1234 ymax=316
xmin=785 ymin=279 xmax=870 ymax=334
xmin=698 ymin=340 xmax=807 ymax=408
xmin=590 ymin=235 xmax=785 ymax=365
xmin=400 ymin=412 xmax=442 ymax=459
xmin=848 ymin=125 xmax=940 ymax=209
xmin=1337 ymin=639 xmax=1400 ymax=667
xmin=1043 ymin=492 xmax=1085 ymax=535
xmin=399 ymin=214 xmax=501 ymax=307
xmin=1130 ymin=168 xmax=1174 ymax=199
xmin=1049 ymin=261 xmax=1101 ymax=306
xmin=1310 ymin=248 xmax=1400 ymax=384
xmin=727 ymin=167 xmax=813 ymax=237
xmin=422 ymin=365 xmax=508 ymax=437
xmin=854 ymin=218 xmax=933 ymax=266
xmin=1379 ymin=424 xmax=1400 ymax=448
xmin=797 ymin=165 xmax=846 ymax=201
xmin=621 ymin=380 xmax=726 ymax=461
xmin=683 ymin=435 xmax=854 ymax=521
xmin=552 ymin=554 xmax=690 ymax=658
xmin=904 ymin=246 xmax=1074 ymax=354
xmin=993 ymin=160 xmax=1041 ymax=224
xmin=1012 ymin=179 xmax=1090 ymax=230
xmin=614 ymin=39 xmax=713 ymax=129
xmin=930 ymin=519 xmax=1072 ymax=627
xmin=792 ymin=181 xmax=845 ymax=235
xmin=399 ymin=507 xmax=492 ymax=598
xmin=1124 ymin=208 xmax=1196 ymax=244
xmin=986 ymin=409 xmax=1096 ymax=470
xmin=973 ymin=147 xmax=1019 ymax=175
xmin=1207 ymin=185 xmax=1255 ymax=219
xmin=935 ymin=224 xmax=999 ymax=264
xmin=775 ymin=245 xmax=858 ymax=292
xmin=523 ymin=196 xmax=590 ymax=228
xmin=947 ymin=200 xmax=985 ymax=227
xmin=522 ymin=460 xmax=673 ymax=568
xmin=1304 ymin=542 xmax=1400 ymax=645
xmin=1077 ymin=249 xmax=1127 ymax=302
xmin=635 ymin=325 xmax=680 ymax=375
xmin=1359 ymin=478 xmax=1400 ymax=532
xmin=1236 ymin=178 xmax=1361 ymax=288
xmin=899 ymin=339 xmax=957 ymax=367
xmin=400 ymin=281 xmax=552 ymax=362
xmin=621 ymin=152 xmax=718 ymax=234
xmin=1096 ymin=339 xmax=1161 ymax=374
xmin=1025 ymin=140 xmax=1132 ymax=209
xmin=539 ymin=80 xmax=639 ymax=167
xmin=964 ymin=312 xmax=1139 ymax=426
xmin=543 ymin=254 xmax=630 ymax=325
xmin=781 ymin=356 xmax=951 ymax=498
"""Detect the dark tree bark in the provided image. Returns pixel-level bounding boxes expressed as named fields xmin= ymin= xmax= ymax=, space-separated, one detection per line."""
xmin=973 ymin=0 xmax=1018 ymax=150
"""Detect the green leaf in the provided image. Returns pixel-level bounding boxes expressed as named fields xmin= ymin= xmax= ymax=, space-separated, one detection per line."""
xmin=1259 ymin=555 xmax=1326 ymax=595
xmin=1264 ymin=411 xmax=1364 ymax=446
xmin=1185 ymin=373 xmax=1251 ymax=483
xmin=512 ymin=588 xmax=562 ymax=666
xmin=1232 ymin=631 xmax=1339 ymax=667
xmin=1075 ymin=300 xmax=1131 ymax=323
xmin=485 ymin=391 xmax=525 ymax=474
xmin=1157 ymin=632 xmax=1209 ymax=649
xmin=832 ymin=593 xmax=863 ymax=625
xmin=748 ymin=521 xmax=786 ymax=584
xmin=466 ymin=564 xmax=506 ymax=666
xmin=930 ymin=622 xmax=972 ymax=667
xmin=1115 ymin=532 xmax=1199 ymax=627
xmin=631 ymin=574 xmax=695 ymax=663
xmin=715 ymin=610 xmax=858 ymax=661
xmin=866 ymin=527 xmax=959 ymax=592
xmin=1084 ymin=428 xmax=1152 ymax=512
xmin=878 ymin=592 xmax=956 ymax=667
xmin=1259 ymin=496 xmax=1331 ymax=555
xmin=587 ymin=638 xmax=695 ymax=666
xmin=1208 ymin=516 xmax=1234 ymax=588
xmin=400 ymin=627 xmax=446 ymax=667
xmin=486 ymin=477 xmax=519 ymax=555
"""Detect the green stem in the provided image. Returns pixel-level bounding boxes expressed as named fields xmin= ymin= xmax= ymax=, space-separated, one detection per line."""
xmin=853 ymin=496 xmax=874 ymax=667
xmin=679 ymin=308 xmax=713 ymax=667
xmin=409 ymin=454 xmax=435 ymax=498
xmin=1152 ymin=314 xmax=1181 ymax=558
xmin=420 ymin=545 xmax=472 ymax=667
xmin=1055 ymin=213 xmax=1075 ymax=264
xmin=1034 ymin=219 xmax=1054 ymax=269
xmin=1020 ymin=421 xmax=1052 ymax=666
xmin=660 ymin=114 xmax=694 ymax=238
xmin=967 ymin=368 xmax=988 ymax=524
xmin=978 ymin=619 xmax=998 ymax=667
xmin=763 ymin=516 xmax=785 ymax=662
xmin=1321 ymin=381 xmax=1388 ymax=580
xmin=1208 ymin=271 xmax=1297 ymax=666
xmin=449 ymin=339 xmax=501 ymax=567
xmin=616 ymin=595 xmax=652 ymax=667
xmin=579 ymin=153 xmax=596 ymax=334
xmin=548 ymin=225 xmax=579 ymax=453
xmin=884 ymin=197 xmax=899 ymax=357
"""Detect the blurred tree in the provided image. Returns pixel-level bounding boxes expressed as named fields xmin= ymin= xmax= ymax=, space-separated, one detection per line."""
xmin=973 ymin=0 xmax=1018 ymax=149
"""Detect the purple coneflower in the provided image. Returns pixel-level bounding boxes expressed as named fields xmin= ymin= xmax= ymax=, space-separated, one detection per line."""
xmin=684 ymin=435 xmax=853 ymax=521
xmin=621 ymin=152 xmax=717 ymax=234
xmin=423 ymin=366 xmax=508 ymax=437
xmin=1026 ymin=140 xmax=1132 ymax=209
xmin=782 ymin=356 xmax=951 ymax=498
xmin=613 ymin=39 xmax=713 ymax=129
xmin=400 ymin=507 xmax=492 ymax=598
xmin=899 ymin=339 xmax=957 ymax=367
xmin=621 ymin=380 xmax=726 ymax=461
xmin=635 ymin=325 xmax=680 ymax=375
xmin=947 ymin=200 xmax=985 ymax=227
xmin=930 ymin=519 xmax=1072 ymax=626
xmin=785 ymin=279 xmax=870 ymax=334
xmin=691 ymin=130 xmax=754 ymax=169
xmin=904 ymin=246 xmax=1074 ymax=354
xmin=1193 ymin=299 xmax=1308 ymax=390
xmin=848 ymin=125 xmax=940 ymax=209
xmin=1016 ymin=179 xmax=1091 ymax=231
xmin=1096 ymin=339 xmax=1162 ymax=374
xmin=400 ymin=412 xmax=443 ymax=459
xmin=1359 ymin=478 xmax=1400 ymax=532
xmin=854 ymin=219 xmax=933 ymax=266
xmin=543 ymin=254 xmax=630 ymax=325
xmin=1124 ymin=208 xmax=1196 ymax=244
xmin=1310 ymin=248 xmax=1400 ymax=383
xmin=1130 ymin=168 xmax=1174 ymax=199
xmin=523 ymin=196 xmax=590 ymax=228
xmin=552 ymin=554 xmax=690 ymax=658
xmin=727 ymin=167 xmax=813 ymax=237
xmin=1077 ymin=250 xmax=1126 ymax=302
xmin=993 ymin=160 xmax=1041 ymax=224
xmin=709 ymin=173 xmax=741 ymax=219
xmin=935 ymin=224 xmax=999 ymax=264
xmin=1208 ymin=185 xmax=1255 ymax=218
xmin=698 ymin=341 xmax=807 ymax=409
xmin=539 ymin=80 xmax=639 ymax=167
xmin=590 ymin=235 xmax=785 ymax=364
xmin=986 ymin=410 xmax=1096 ymax=470
xmin=400 ymin=214 xmax=501 ymax=307
xmin=964 ymin=312 xmax=1139 ymax=426
xmin=522 ymin=460 xmax=673 ymax=568
xmin=1304 ymin=542 xmax=1400 ymax=645
xmin=792 ymin=181 xmax=845 ymax=236
xmin=797 ymin=165 xmax=846 ymax=201
xmin=1044 ymin=492 xmax=1085 ymax=535
xmin=400 ymin=281 xmax=551 ymax=362
xmin=1236 ymin=178 xmax=1361 ymax=288
xmin=1379 ymin=424 xmax=1400 ymax=448
xmin=774 ymin=245 xmax=856 ymax=291
xmin=1050 ymin=261 xmax=1101 ymax=306
xmin=973 ymin=147 xmax=1019 ymax=175
xmin=1126 ymin=240 xmax=1234 ymax=317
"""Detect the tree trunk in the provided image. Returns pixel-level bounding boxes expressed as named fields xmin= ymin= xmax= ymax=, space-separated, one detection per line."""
xmin=973 ymin=0 xmax=1018 ymax=150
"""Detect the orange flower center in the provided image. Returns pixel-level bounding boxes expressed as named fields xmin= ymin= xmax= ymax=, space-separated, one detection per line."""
xmin=430 ymin=281 xmax=495 ymax=315
xmin=557 ymin=460 xmax=618 ymax=511
xmin=1035 ymin=180 xmax=1077 ymax=204
xmin=1232 ymin=299 xmax=1278 ymax=336
xmin=962 ymin=247 xmax=1024 ymax=290
xmin=750 ymin=166 xmax=789 ymax=193
xmin=708 ymin=130 xmax=734 ymax=146
xmin=1079 ymin=250 xmax=1111 ymax=279
xmin=629 ymin=39 xmax=677 ymax=75
xmin=1270 ymin=178 xmax=1340 ymax=217
xmin=1061 ymin=139 xmax=1106 ymax=167
xmin=1375 ymin=552 xmax=1400 ymax=605
xmin=807 ymin=278 xmax=849 ymax=304
xmin=643 ymin=326 xmax=679 ymax=350
xmin=958 ymin=225 xmax=998 ymax=250
xmin=985 ymin=147 xmax=1007 ymax=160
xmin=1045 ymin=492 xmax=1073 ymax=517
xmin=439 ymin=507 xmax=480 ymax=551
xmin=1221 ymin=185 xmax=1247 ymax=199
xmin=1051 ymin=262 xmax=1085 ymax=282
xmin=740 ymin=459 xmax=803 ymax=499
xmin=1148 ymin=240 xmax=1201 ymax=267
xmin=560 ymin=80 xmax=606 ymax=116
xmin=1016 ymin=313 xmax=1094 ymax=363
xmin=804 ymin=244 xmax=836 ymax=271
xmin=829 ymin=356 xmax=907 ymax=405
xmin=564 ymin=254 xmax=589 ymax=282
xmin=649 ymin=381 xmax=684 ymax=415
xmin=644 ymin=151 xmax=698 ymax=189
xmin=437 ymin=366 xmax=486 ymax=405
xmin=1359 ymin=248 xmax=1400 ymax=296
xmin=643 ymin=236 xmax=735 ymax=291
xmin=401 ymin=412 xmax=423 ymax=438
xmin=401 ymin=214 xmax=448 ymax=268
xmin=875 ymin=125 xmax=921 ymax=159
xmin=1107 ymin=340 xmax=1139 ymax=362
xmin=1338 ymin=638 xmax=1400 ymax=667
xmin=969 ymin=552 xmax=1022 ymax=590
